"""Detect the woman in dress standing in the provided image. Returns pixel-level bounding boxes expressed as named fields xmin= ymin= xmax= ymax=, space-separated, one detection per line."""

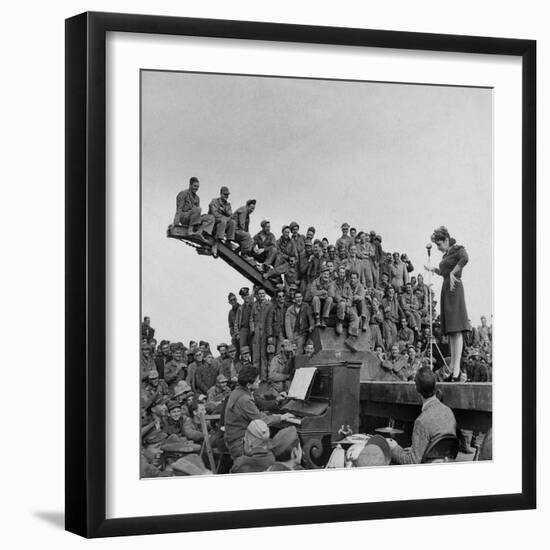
xmin=425 ymin=226 xmax=470 ymax=381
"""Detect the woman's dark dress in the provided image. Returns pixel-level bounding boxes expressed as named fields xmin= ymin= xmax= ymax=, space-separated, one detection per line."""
xmin=435 ymin=243 xmax=470 ymax=334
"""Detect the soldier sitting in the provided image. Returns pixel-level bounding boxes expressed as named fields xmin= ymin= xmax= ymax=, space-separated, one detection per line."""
xmin=172 ymin=176 xmax=215 ymax=238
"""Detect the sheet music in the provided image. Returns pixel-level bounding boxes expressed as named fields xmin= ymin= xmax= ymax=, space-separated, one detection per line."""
xmin=287 ymin=367 xmax=317 ymax=400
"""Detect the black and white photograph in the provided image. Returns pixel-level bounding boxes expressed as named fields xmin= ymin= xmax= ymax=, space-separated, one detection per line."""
xmin=140 ymin=70 xmax=493 ymax=477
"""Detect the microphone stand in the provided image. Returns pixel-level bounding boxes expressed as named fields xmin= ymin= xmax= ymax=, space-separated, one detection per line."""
xmin=426 ymin=245 xmax=449 ymax=373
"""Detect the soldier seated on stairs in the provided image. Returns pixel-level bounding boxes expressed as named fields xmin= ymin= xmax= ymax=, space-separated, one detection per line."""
xmin=172 ymin=176 xmax=215 ymax=238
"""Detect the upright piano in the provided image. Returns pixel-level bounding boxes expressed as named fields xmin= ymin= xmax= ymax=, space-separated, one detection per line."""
xmin=283 ymin=359 xmax=361 ymax=468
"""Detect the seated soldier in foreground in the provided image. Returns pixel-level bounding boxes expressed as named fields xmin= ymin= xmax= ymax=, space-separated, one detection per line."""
xmin=230 ymin=419 xmax=276 ymax=473
xmin=267 ymin=426 xmax=304 ymax=471
xmin=387 ymin=367 xmax=457 ymax=464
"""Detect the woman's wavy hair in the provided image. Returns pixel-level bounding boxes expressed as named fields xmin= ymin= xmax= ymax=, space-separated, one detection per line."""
xmin=430 ymin=226 xmax=456 ymax=246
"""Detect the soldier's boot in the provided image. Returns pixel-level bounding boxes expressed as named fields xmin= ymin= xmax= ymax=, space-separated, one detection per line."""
xmin=211 ymin=242 xmax=218 ymax=258
xmin=314 ymin=315 xmax=322 ymax=328
xmin=344 ymin=336 xmax=358 ymax=352
xmin=361 ymin=317 xmax=368 ymax=332
xmin=320 ymin=317 xmax=328 ymax=329
xmin=458 ymin=429 xmax=476 ymax=454
xmin=335 ymin=321 xmax=343 ymax=335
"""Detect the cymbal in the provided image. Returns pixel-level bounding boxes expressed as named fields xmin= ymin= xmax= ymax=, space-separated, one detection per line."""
xmin=375 ymin=426 xmax=405 ymax=435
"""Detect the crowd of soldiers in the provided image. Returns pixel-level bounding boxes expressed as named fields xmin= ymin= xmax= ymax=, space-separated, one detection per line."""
xmin=140 ymin=177 xmax=493 ymax=477
xmin=169 ymin=176 xmax=493 ymax=380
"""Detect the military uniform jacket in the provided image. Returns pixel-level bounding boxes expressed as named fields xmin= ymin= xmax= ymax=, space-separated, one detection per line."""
xmin=232 ymin=206 xmax=250 ymax=231
xmin=266 ymin=302 xmax=287 ymax=339
xmin=335 ymin=235 xmax=353 ymax=250
xmin=228 ymin=304 xmax=239 ymax=338
xmin=309 ymin=277 xmax=335 ymax=299
xmin=250 ymin=300 xmax=271 ymax=335
xmin=277 ymin=236 xmax=298 ymax=259
xmin=333 ymin=278 xmax=353 ymax=306
xmin=382 ymin=296 xmax=403 ymax=322
xmin=349 ymin=281 xmax=366 ymax=301
xmin=285 ymin=303 xmax=314 ymax=339
xmin=208 ymin=197 xmax=233 ymax=220
xmin=195 ymin=363 xmax=220 ymax=395
xmin=175 ymin=189 xmax=200 ymax=214
xmin=253 ymin=230 xmax=277 ymax=249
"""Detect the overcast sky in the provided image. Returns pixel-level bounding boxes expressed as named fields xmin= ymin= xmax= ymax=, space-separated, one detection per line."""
xmin=141 ymin=70 xmax=492 ymax=345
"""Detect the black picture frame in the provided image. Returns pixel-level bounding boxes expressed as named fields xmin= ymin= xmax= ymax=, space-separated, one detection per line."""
xmin=65 ymin=11 xmax=536 ymax=538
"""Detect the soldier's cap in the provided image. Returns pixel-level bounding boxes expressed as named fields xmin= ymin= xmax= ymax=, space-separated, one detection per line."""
xmin=369 ymin=230 xmax=377 ymax=236
xmin=246 ymin=199 xmax=256 ymax=206
xmin=172 ymin=454 xmax=210 ymax=476
xmin=260 ymin=219 xmax=270 ymax=228
xmin=148 ymin=370 xmax=159 ymax=380
xmin=305 ymin=339 xmax=314 ymax=347
xmin=217 ymin=342 xmax=228 ymax=350
xmin=307 ymin=226 xmax=316 ymax=233
xmin=271 ymin=426 xmax=300 ymax=459
xmin=341 ymin=222 xmax=350 ymax=229
xmin=199 ymin=340 xmax=208 ymax=347
xmin=167 ymin=399 xmax=182 ymax=411
xmin=151 ymin=394 xmax=170 ymax=407
xmin=327 ymin=244 xmax=336 ymax=250
xmin=289 ymin=283 xmax=298 ymax=290
xmin=289 ymin=221 xmax=299 ymax=229
xmin=282 ymin=224 xmax=290 ymax=232
xmin=216 ymin=374 xmax=228 ymax=384
xmin=375 ymin=235 xmax=382 ymax=242
xmin=357 ymin=435 xmax=391 ymax=466
xmin=304 ymin=239 xmax=313 ymax=247
xmin=321 ymin=265 xmax=330 ymax=273
xmin=227 ymin=344 xmax=236 ymax=352
xmin=241 ymin=345 xmax=251 ymax=355
xmin=246 ymin=419 xmax=270 ymax=442
xmin=143 ymin=428 xmax=168 ymax=445
xmin=407 ymin=345 xmax=416 ymax=352
xmin=173 ymin=380 xmax=192 ymax=397
xmin=239 ymin=286 xmax=250 ymax=297
xmin=220 ymin=186 xmax=230 ymax=194
xmin=228 ymin=292 xmax=237 ymax=300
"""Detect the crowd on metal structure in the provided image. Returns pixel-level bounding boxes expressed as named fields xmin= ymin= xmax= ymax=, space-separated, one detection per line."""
xmin=168 ymin=177 xmax=493 ymax=381
xmin=139 ymin=177 xmax=493 ymax=477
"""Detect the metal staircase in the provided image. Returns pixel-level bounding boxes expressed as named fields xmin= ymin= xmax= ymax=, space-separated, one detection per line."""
xmin=166 ymin=225 xmax=278 ymax=296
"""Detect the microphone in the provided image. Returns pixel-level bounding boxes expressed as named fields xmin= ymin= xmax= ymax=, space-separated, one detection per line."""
xmin=426 ymin=243 xmax=432 ymax=256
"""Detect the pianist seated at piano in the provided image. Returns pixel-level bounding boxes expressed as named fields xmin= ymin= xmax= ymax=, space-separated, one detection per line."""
xmin=224 ymin=365 xmax=295 ymax=459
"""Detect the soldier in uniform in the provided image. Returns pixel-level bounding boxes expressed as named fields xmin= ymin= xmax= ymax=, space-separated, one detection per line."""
xmin=206 ymin=374 xmax=231 ymax=414
xmin=172 ymin=176 xmax=215 ymax=237
xmin=390 ymin=251 xmax=409 ymax=292
xmin=381 ymin=344 xmax=408 ymax=378
xmin=195 ymin=353 xmax=219 ymax=396
xmin=265 ymin=225 xmax=298 ymax=280
xmin=186 ymin=349 xmax=206 ymax=393
xmin=234 ymin=287 xmax=253 ymax=353
xmin=268 ymin=338 xmax=293 ymax=393
xmin=266 ymin=289 xmax=288 ymax=353
xmin=396 ymin=316 xmax=415 ymax=352
xmin=400 ymin=282 xmax=422 ymax=333
xmin=209 ymin=186 xmax=236 ymax=242
xmin=231 ymin=199 xmax=256 ymax=260
xmin=252 ymin=220 xmax=278 ymax=268
xmin=154 ymin=341 xmax=172 ymax=380
xmin=367 ymin=296 xmax=385 ymax=350
xmin=309 ymin=266 xmax=335 ymax=328
xmin=163 ymin=348 xmax=187 ymax=389
xmin=142 ymin=370 xmax=170 ymax=407
xmin=289 ymin=221 xmax=306 ymax=255
xmin=227 ymin=292 xmax=241 ymax=355
xmin=333 ymin=265 xmax=359 ymax=338
xmin=285 ymin=290 xmax=315 ymax=354
xmin=305 ymin=241 xmax=325 ymax=287
xmin=216 ymin=343 xmax=237 ymax=385
xmin=141 ymin=428 xmax=168 ymax=478
xmin=343 ymin=245 xmax=364 ymax=285
xmin=381 ymin=286 xmax=403 ymax=350
xmin=141 ymin=316 xmax=155 ymax=342
xmin=250 ymin=288 xmax=271 ymax=380
xmin=140 ymin=341 xmax=156 ymax=381
xmin=349 ymin=270 xmax=367 ymax=332
xmin=335 ymin=222 xmax=353 ymax=251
